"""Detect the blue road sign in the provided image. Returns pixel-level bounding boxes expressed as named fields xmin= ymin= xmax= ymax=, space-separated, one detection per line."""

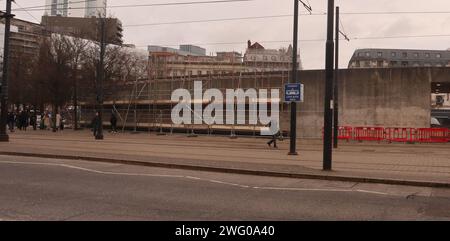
xmin=285 ymin=83 xmax=304 ymax=102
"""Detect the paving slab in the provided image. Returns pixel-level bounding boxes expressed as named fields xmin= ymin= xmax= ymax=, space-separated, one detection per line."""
xmin=0 ymin=130 xmax=449 ymax=187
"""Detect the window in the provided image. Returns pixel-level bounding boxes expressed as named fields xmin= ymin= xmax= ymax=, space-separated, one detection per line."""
xmin=263 ymin=56 xmax=268 ymax=61
xmin=413 ymin=53 xmax=419 ymax=58
xmin=436 ymin=53 xmax=442 ymax=58
xmin=377 ymin=60 xmax=384 ymax=67
xmin=402 ymin=52 xmax=408 ymax=58
xmin=365 ymin=52 xmax=371 ymax=57
xmin=390 ymin=61 xmax=398 ymax=67
xmin=358 ymin=52 xmax=363 ymax=57
xmin=377 ymin=52 xmax=383 ymax=57
xmin=401 ymin=61 xmax=408 ymax=67
xmin=197 ymin=70 xmax=202 ymax=76
xmin=271 ymin=56 xmax=277 ymax=61
xmin=391 ymin=52 xmax=396 ymax=57
xmin=425 ymin=53 xmax=430 ymax=58
xmin=355 ymin=61 xmax=360 ymax=67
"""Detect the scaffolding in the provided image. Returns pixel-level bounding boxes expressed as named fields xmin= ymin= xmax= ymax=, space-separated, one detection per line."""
xmin=78 ymin=52 xmax=300 ymax=137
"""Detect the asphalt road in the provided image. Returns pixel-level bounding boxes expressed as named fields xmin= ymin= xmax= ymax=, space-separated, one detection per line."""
xmin=0 ymin=155 xmax=449 ymax=221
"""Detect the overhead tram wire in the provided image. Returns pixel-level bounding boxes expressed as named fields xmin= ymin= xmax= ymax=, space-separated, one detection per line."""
xmin=14 ymin=0 xmax=97 ymax=10
xmin=121 ymin=10 xmax=450 ymax=28
xmin=12 ymin=1 xmax=40 ymax=23
xmin=133 ymin=33 xmax=450 ymax=47
xmin=13 ymin=0 xmax=259 ymax=12
xmin=123 ymin=14 xmax=313 ymax=27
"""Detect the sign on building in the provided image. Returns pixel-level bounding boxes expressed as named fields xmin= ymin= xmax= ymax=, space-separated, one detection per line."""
xmin=284 ymin=83 xmax=304 ymax=102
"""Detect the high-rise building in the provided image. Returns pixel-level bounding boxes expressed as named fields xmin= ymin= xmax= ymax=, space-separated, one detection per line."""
xmin=85 ymin=0 xmax=107 ymax=18
xmin=45 ymin=0 xmax=69 ymax=17
xmin=45 ymin=0 xmax=107 ymax=18
xmin=42 ymin=15 xmax=123 ymax=45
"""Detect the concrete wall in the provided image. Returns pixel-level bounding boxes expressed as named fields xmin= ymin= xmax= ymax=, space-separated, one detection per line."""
xmin=82 ymin=67 xmax=447 ymax=138
xmin=287 ymin=68 xmax=438 ymax=138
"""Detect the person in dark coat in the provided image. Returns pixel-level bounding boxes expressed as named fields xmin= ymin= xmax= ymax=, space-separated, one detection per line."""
xmin=30 ymin=113 xmax=37 ymax=131
xmin=110 ymin=111 xmax=117 ymax=133
xmin=91 ymin=111 xmax=100 ymax=137
xmin=17 ymin=111 xmax=23 ymax=130
xmin=7 ymin=111 xmax=15 ymax=132
xmin=22 ymin=111 xmax=29 ymax=131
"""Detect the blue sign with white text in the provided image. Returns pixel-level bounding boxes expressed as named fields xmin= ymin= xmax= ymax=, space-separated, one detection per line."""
xmin=284 ymin=83 xmax=303 ymax=102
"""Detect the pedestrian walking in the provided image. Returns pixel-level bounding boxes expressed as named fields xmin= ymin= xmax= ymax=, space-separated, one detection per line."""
xmin=17 ymin=111 xmax=24 ymax=130
xmin=44 ymin=113 xmax=51 ymax=130
xmin=91 ymin=111 xmax=101 ymax=137
xmin=56 ymin=113 xmax=62 ymax=131
xmin=22 ymin=110 xmax=29 ymax=131
xmin=110 ymin=111 xmax=117 ymax=133
xmin=30 ymin=114 xmax=37 ymax=131
xmin=7 ymin=111 xmax=15 ymax=132
xmin=60 ymin=115 xmax=64 ymax=131
xmin=267 ymin=120 xmax=281 ymax=149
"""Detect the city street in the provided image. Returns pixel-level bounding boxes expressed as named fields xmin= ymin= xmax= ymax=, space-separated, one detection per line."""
xmin=0 ymin=155 xmax=449 ymax=221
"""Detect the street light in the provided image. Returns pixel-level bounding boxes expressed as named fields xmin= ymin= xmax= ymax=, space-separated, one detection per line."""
xmin=289 ymin=0 xmax=312 ymax=156
xmin=0 ymin=0 xmax=14 ymax=142
xmin=289 ymin=0 xmax=299 ymax=155
xmin=323 ymin=0 xmax=335 ymax=170
xmin=95 ymin=16 xmax=106 ymax=140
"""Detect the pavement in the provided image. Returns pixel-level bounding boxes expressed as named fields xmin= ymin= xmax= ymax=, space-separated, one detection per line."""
xmin=0 ymin=129 xmax=450 ymax=187
xmin=1 ymin=155 xmax=449 ymax=220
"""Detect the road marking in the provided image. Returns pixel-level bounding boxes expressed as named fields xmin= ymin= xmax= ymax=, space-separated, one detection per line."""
xmin=0 ymin=160 xmax=393 ymax=196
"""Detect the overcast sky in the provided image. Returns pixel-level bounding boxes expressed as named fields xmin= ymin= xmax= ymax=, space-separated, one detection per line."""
xmin=10 ymin=0 xmax=450 ymax=69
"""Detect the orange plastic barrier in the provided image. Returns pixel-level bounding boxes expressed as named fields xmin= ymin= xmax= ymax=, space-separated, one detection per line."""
xmin=353 ymin=127 xmax=385 ymax=142
xmin=416 ymin=128 xmax=449 ymax=143
xmin=384 ymin=127 xmax=417 ymax=143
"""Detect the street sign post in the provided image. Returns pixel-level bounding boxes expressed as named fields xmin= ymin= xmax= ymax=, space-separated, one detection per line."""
xmin=285 ymin=83 xmax=304 ymax=103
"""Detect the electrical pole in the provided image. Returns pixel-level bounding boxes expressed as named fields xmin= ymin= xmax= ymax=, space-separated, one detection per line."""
xmin=289 ymin=0 xmax=299 ymax=156
xmin=323 ymin=0 xmax=335 ymax=171
xmin=333 ymin=6 xmax=339 ymax=149
xmin=0 ymin=0 xmax=14 ymax=142
xmin=95 ymin=16 xmax=106 ymax=140
xmin=73 ymin=69 xmax=79 ymax=130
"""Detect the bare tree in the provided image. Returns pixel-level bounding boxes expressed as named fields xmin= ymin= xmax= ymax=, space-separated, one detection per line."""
xmin=35 ymin=34 xmax=74 ymax=131
xmin=68 ymin=36 xmax=90 ymax=130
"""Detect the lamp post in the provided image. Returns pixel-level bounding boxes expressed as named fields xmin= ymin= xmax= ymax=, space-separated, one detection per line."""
xmin=333 ymin=6 xmax=339 ymax=149
xmin=289 ymin=0 xmax=299 ymax=155
xmin=323 ymin=0 xmax=335 ymax=170
xmin=0 ymin=0 xmax=13 ymax=142
xmin=95 ymin=16 xmax=106 ymax=140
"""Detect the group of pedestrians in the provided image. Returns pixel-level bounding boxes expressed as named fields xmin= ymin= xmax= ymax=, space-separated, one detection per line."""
xmin=39 ymin=112 xmax=65 ymax=131
xmin=91 ymin=111 xmax=118 ymax=137
xmin=7 ymin=110 xmax=38 ymax=132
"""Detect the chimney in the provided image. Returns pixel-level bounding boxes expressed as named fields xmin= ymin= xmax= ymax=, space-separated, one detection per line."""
xmin=247 ymin=40 xmax=251 ymax=48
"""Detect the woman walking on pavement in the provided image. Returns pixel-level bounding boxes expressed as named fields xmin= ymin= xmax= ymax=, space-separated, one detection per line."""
xmin=267 ymin=119 xmax=281 ymax=149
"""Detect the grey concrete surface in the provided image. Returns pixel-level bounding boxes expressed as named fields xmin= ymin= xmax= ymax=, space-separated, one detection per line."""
xmin=1 ymin=131 xmax=450 ymax=187
xmin=0 ymin=155 xmax=449 ymax=221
